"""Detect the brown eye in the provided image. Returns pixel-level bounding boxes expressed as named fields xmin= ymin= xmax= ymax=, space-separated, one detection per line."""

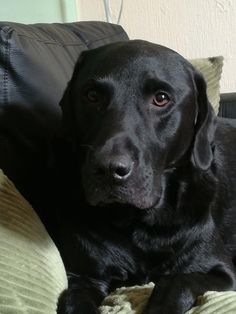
xmin=86 ymin=90 xmax=99 ymax=103
xmin=152 ymin=92 xmax=170 ymax=107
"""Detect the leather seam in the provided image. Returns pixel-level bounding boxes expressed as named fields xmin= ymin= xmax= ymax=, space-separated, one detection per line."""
xmin=3 ymin=31 xmax=10 ymax=106
xmin=0 ymin=29 xmax=126 ymax=47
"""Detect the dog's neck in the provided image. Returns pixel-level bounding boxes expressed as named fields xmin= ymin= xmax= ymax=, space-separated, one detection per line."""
xmin=140 ymin=163 xmax=217 ymax=229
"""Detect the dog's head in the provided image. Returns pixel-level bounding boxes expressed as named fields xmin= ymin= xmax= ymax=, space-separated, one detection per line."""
xmin=60 ymin=40 xmax=215 ymax=210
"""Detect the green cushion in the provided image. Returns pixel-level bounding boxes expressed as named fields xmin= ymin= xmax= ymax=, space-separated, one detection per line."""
xmin=188 ymin=291 xmax=236 ymax=314
xmin=0 ymin=169 xmax=67 ymax=313
xmin=101 ymin=283 xmax=236 ymax=314
xmin=189 ymin=56 xmax=223 ymax=114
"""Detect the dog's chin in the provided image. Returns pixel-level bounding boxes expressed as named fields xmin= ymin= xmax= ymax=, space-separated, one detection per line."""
xmin=87 ymin=193 xmax=160 ymax=210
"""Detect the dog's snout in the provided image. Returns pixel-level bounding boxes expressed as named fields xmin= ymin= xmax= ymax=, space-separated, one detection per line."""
xmin=94 ymin=155 xmax=134 ymax=181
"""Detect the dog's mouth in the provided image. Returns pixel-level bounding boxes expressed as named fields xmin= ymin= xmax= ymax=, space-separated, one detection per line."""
xmin=89 ymin=189 xmax=161 ymax=210
xmin=82 ymin=165 xmax=162 ymax=210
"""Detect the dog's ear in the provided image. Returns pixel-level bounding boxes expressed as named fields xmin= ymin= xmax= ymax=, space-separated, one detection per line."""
xmin=59 ymin=80 xmax=74 ymax=138
xmin=59 ymin=51 xmax=86 ymax=139
xmin=191 ymin=70 xmax=216 ymax=170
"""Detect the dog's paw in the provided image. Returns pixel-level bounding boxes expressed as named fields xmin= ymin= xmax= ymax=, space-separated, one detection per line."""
xmin=57 ymin=289 xmax=99 ymax=314
xmin=57 ymin=303 xmax=99 ymax=314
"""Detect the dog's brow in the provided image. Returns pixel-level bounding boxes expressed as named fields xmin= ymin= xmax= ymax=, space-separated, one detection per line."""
xmin=144 ymin=77 xmax=174 ymax=93
xmin=89 ymin=76 xmax=111 ymax=84
xmin=82 ymin=76 xmax=113 ymax=90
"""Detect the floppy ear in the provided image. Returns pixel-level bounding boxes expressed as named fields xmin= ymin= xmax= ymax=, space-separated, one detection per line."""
xmin=59 ymin=79 xmax=75 ymax=139
xmin=59 ymin=51 xmax=86 ymax=140
xmin=191 ymin=70 xmax=216 ymax=170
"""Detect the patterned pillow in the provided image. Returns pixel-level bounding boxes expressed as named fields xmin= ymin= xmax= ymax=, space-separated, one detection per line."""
xmin=189 ymin=56 xmax=224 ymax=114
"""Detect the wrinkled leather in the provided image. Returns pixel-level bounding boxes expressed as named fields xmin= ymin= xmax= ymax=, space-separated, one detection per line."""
xmin=0 ymin=21 xmax=129 ymax=186
xmin=219 ymin=93 xmax=236 ymax=119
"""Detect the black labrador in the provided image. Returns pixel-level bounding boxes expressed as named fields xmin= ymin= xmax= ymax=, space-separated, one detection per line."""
xmin=56 ymin=40 xmax=236 ymax=314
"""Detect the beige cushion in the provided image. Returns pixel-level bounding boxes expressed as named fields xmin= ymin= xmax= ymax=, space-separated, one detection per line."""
xmin=189 ymin=56 xmax=223 ymax=114
xmin=101 ymin=283 xmax=236 ymax=314
xmin=0 ymin=169 xmax=67 ymax=313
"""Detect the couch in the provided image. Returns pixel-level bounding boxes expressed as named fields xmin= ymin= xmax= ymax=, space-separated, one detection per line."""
xmin=0 ymin=21 xmax=236 ymax=314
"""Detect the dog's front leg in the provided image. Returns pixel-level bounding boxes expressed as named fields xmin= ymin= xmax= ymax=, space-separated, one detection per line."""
xmin=143 ymin=264 xmax=236 ymax=314
xmin=57 ymin=273 xmax=108 ymax=314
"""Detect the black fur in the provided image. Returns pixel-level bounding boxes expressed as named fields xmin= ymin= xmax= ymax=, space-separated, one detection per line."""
xmin=55 ymin=40 xmax=236 ymax=314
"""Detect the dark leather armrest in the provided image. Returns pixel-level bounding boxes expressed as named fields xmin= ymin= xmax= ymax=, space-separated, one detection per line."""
xmin=218 ymin=93 xmax=236 ymax=118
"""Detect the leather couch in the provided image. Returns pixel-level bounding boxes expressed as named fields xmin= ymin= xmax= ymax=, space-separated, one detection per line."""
xmin=219 ymin=93 xmax=236 ymax=119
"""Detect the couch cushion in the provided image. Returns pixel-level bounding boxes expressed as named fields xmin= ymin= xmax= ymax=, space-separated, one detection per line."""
xmin=0 ymin=21 xmax=129 ymax=187
xmin=0 ymin=168 xmax=67 ymax=313
xmin=189 ymin=56 xmax=223 ymax=114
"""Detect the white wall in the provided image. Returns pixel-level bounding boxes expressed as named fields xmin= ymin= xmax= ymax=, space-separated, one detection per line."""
xmin=76 ymin=0 xmax=236 ymax=93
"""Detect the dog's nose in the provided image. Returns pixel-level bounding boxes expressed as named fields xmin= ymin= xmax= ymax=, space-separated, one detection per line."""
xmin=109 ymin=157 xmax=134 ymax=180
xmin=94 ymin=155 xmax=134 ymax=181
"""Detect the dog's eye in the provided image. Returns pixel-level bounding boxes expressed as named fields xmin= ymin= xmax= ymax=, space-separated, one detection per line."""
xmin=86 ymin=90 xmax=99 ymax=103
xmin=152 ymin=92 xmax=170 ymax=107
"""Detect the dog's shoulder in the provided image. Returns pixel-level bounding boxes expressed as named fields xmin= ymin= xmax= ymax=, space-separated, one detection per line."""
xmin=215 ymin=116 xmax=236 ymax=134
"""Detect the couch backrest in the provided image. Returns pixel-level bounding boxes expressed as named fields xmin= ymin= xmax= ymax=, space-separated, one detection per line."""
xmin=219 ymin=93 xmax=236 ymax=119
xmin=0 ymin=21 xmax=129 ymax=187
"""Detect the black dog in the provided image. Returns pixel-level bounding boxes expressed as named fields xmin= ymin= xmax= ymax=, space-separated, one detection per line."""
xmin=56 ymin=40 xmax=236 ymax=314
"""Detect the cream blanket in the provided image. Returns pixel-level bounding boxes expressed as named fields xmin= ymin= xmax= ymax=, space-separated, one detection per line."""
xmin=101 ymin=283 xmax=236 ymax=314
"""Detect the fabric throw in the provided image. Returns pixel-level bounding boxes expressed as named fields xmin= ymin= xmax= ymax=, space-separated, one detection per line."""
xmin=101 ymin=283 xmax=236 ymax=314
